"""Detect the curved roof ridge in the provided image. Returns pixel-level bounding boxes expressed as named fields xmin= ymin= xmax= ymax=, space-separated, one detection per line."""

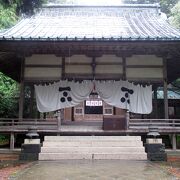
xmin=43 ymin=3 xmax=160 ymax=8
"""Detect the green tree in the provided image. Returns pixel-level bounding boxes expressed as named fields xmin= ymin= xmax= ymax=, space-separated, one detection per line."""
xmin=122 ymin=0 xmax=178 ymax=17
xmin=0 ymin=0 xmax=46 ymax=29
xmin=169 ymin=1 xmax=180 ymax=29
xmin=17 ymin=0 xmax=47 ymax=16
xmin=159 ymin=0 xmax=179 ymax=16
xmin=0 ymin=3 xmax=17 ymax=29
xmin=0 ymin=72 xmax=19 ymax=117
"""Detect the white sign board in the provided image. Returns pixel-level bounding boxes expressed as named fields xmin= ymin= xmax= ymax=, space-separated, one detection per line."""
xmin=86 ymin=100 xmax=102 ymax=106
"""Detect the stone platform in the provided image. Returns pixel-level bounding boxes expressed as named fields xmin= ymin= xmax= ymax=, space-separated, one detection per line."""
xmin=39 ymin=136 xmax=147 ymax=160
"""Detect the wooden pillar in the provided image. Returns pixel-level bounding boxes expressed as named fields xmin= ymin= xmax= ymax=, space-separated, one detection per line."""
xmin=154 ymin=85 xmax=158 ymax=118
xmin=92 ymin=57 xmax=96 ymax=79
xmin=122 ymin=56 xmax=126 ymax=80
xmin=62 ymin=57 xmax=65 ymax=79
xmin=122 ymin=56 xmax=129 ymax=130
xmin=29 ymin=85 xmax=34 ymax=118
xmin=163 ymin=57 xmax=168 ymax=119
xmin=172 ymin=134 xmax=177 ymax=150
xmin=19 ymin=58 xmax=25 ymax=119
xmin=126 ymin=110 xmax=129 ymax=130
xmin=10 ymin=132 xmax=15 ymax=150
xmin=57 ymin=111 xmax=61 ymax=131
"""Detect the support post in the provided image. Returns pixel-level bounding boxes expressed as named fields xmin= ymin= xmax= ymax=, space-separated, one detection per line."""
xmin=10 ymin=132 xmax=15 ymax=150
xmin=29 ymin=85 xmax=34 ymax=118
xmin=61 ymin=57 xmax=65 ymax=79
xmin=154 ymin=85 xmax=158 ymax=118
xmin=126 ymin=110 xmax=129 ymax=130
xmin=92 ymin=57 xmax=96 ymax=79
xmin=163 ymin=57 xmax=168 ymax=119
xmin=19 ymin=58 xmax=25 ymax=119
xmin=122 ymin=56 xmax=126 ymax=80
xmin=57 ymin=111 xmax=61 ymax=131
xmin=123 ymin=57 xmax=128 ymax=130
xmin=172 ymin=134 xmax=177 ymax=150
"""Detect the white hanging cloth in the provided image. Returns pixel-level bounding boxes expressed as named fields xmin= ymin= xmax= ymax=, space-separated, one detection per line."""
xmin=35 ymin=80 xmax=152 ymax=114
xmin=95 ymin=80 xmax=152 ymax=114
xmin=34 ymin=80 xmax=93 ymax=112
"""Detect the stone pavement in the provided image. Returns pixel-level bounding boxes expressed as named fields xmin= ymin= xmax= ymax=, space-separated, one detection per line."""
xmin=10 ymin=160 xmax=177 ymax=180
xmin=0 ymin=149 xmax=180 ymax=179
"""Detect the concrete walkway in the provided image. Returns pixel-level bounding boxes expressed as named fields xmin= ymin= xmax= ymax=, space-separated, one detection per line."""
xmin=11 ymin=160 xmax=176 ymax=180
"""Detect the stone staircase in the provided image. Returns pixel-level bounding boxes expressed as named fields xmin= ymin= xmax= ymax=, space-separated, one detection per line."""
xmin=39 ymin=136 xmax=147 ymax=160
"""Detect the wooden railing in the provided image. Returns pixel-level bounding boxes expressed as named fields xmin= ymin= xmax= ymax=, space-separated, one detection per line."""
xmin=129 ymin=119 xmax=180 ymax=132
xmin=0 ymin=118 xmax=58 ymax=132
xmin=0 ymin=118 xmax=180 ymax=133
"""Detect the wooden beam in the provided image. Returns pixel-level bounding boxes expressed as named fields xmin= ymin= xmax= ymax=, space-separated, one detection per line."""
xmin=163 ymin=57 xmax=169 ymax=119
xmin=19 ymin=58 xmax=25 ymax=119
xmin=92 ymin=57 xmax=96 ymax=79
xmin=65 ymin=62 xmax=91 ymax=65
xmin=62 ymin=57 xmax=65 ymax=79
xmin=153 ymin=85 xmax=158 ymax=119
xmin=126 ymin=65 xmax=163 ymax=68
xmin=25 ymin=64 xmax=62 ymax=68
xmin=24 ymin=77 xmax=61 ymax=82
xmin=122 ymin=56 xmax=126 ymax=80
xmin=29 ymin=85 xmax=34 ymax=118
xmin=127 ymin=78 xmax=163 ymax=82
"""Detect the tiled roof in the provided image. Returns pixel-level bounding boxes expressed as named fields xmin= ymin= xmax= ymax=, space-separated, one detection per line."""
xmin=157 ymin=90 xmax=180 ymax=99
xmin=1 ymin=4 xmax=180 ymax=41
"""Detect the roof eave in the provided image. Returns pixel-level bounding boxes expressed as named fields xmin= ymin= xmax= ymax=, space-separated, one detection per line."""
xmin=1 ymin=37 xmax=180 ymax=43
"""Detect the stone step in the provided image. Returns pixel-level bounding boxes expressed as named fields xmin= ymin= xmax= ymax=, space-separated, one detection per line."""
xmin=39 ymin=136 xmax=147 ymax=160
xmin=43 ymin=141 xmax=143 ymax=147
xmin=39 ymin=153 xmax=147 ymax=160
xmin=41 ymin=147 xmax=145 ymax=153
xmin=44 ymin=136 xmax=141 ymax=141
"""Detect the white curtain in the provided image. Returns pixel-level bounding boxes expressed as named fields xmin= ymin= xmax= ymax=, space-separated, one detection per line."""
xmin=95 ymin=80 xmax=152 ymax=114
xmin=34 ymin=80 xmax=93 ymax=112
xmin=35 ymin=80 xmax=152 ymax=114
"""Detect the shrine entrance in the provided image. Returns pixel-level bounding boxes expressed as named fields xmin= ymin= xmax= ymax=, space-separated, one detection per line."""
xmin=75 ymin=92 xmax=113 ymax=121
xmin=62 ymin=90 xmax=128 ymax=131
xmin=63 ymin=92 xmax=115 ymax=122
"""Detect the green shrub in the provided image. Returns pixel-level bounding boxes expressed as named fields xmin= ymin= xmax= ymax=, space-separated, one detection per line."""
xmin=0 ymin=134 xmax=9 ymax=145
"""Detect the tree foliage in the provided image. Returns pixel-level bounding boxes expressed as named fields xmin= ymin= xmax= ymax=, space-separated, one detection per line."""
xmin=17 ymin=0 xmax=46 ymax=16
xmin=123 ymin=0 xmax=179 ymax=16
xmin=169 ymin=1 xmax=180 ymax=29
xmin=0 ymin=72 xmax=19 ymax=117
xmin=0 ymin=3 xmax=17 ymax=29
xmin=0 ymin=0 xmax=46 ymax=29
xmin=159 ymin=0 xmax=179 ymax=16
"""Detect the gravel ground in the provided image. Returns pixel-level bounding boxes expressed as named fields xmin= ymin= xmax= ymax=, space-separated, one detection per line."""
xmin=0 ymin=152 xmax=33 ymax=180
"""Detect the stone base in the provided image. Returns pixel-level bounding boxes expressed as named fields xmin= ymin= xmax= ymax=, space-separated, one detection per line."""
xmin=147 ymin=153 xmax=167 ymax=161
xmin=145 ymin=143 xmax=167 ymax=161
xmin=24 ymin=139 xmax=40 ymax=144
xmin=19 ymin=144 xmax=41 ymax=161
xmin=146 ymin=138 xmax=162 ymax=144
xmin=21 ymin=144 xmax=41 ymax=153
xmin=19 ymin=153 xmax=39 ymax=161
xmin=145 ymin=143 xmax=165 ymax=153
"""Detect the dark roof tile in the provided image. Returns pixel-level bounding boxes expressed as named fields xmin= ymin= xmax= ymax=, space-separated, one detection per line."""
xmin=1 ymin=5 xmax=180 ymax=41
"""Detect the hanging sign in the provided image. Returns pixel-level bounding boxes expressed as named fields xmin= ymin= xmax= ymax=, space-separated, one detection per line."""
xmin=86 ymin=100 xmax=103 ymax=106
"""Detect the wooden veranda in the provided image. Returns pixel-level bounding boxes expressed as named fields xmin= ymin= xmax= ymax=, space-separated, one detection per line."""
xmin=0 ymin=117 xmax=179 ymax=150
